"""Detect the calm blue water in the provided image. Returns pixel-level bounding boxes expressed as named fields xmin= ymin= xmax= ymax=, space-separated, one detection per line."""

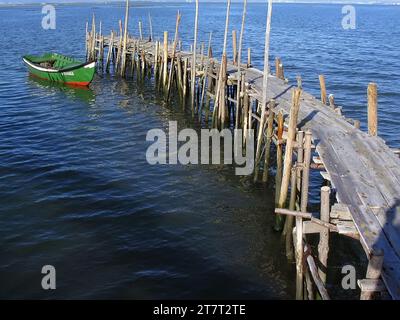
xmin=0 ymin=2 xmax=399 ymax=299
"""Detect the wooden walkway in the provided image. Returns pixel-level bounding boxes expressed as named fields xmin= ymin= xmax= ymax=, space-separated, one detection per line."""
xmin=87 ymin=26 xmax=400 ymax=299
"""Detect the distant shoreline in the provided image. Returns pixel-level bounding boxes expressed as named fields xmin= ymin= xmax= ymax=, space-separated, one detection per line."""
xmin=1 ymin=1 xmax=400 ymax=8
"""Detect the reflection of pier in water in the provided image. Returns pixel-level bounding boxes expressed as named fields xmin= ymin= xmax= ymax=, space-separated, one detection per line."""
xmin=86 ymin=0 xmax=400 ymax=300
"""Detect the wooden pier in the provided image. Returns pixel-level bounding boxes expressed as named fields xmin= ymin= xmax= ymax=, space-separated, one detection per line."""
xmin=85 ymin=1 xmax=400 ymax=300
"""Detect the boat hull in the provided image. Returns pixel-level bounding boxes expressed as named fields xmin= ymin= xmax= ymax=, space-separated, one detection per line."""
xmin=23 ymin=54 xmax=95 ymax=86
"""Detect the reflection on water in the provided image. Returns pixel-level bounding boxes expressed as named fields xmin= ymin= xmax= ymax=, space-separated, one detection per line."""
xmin=28 ymin=76 xmax=96 ymax=104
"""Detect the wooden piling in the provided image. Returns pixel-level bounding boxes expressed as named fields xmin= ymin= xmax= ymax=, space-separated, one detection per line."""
xmin=254 ymin=0 xmax=273 ymax=182
xmin=319 ymin=74 xmax=327 ymax=105
xmin=167 ymin=11 xmax=182 ymax=100
xmin=318 ymin=186 xmax=330 ymax=284
xmin=163 ymin=31 xmax=169 ymax=87
xmin=284 ymin=166 xmax=297 ymax=260
xmin=247 ymin=48 xmax=251 ymax=67
xmin=232 ymin=30 xmax=238 ymax=65
xmin=262 ymin=100 xmax=275 ymax=182
xmin=368 ymin=82 xmax=378 ymax=136
xmin=275 ymin=111 xmax=284 ymax=205
xmin=121 ymin=0 xmax=130 ymax=76
xmin=275 ymin=88 xmax=302 ymax=230
xmin=139 ymin=21 xmax=143 ymax=40
xmin=301 ymin=130 xmax=312 ymax=213
xmin=191 ymin=0 xmax=199 ymax=112
xmin=148 ymin=13 xmax=153 ymax=41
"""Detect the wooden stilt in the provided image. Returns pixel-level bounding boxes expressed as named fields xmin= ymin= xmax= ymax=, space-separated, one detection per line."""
xmin=163 ymin=31 xmax=169 ymax=87
xmin=318 ymin=186 xmax=330 ymax=284
xmin=275 ymin=88 xmax=302 ymax=230
xmin=121 ymin=0 xmax=130 ymax=76
xmin=262 ymin=100 xmax=275 ymax=182
xmin=167 ymin=11 xmax=182 ymax=100
xmin=284 ymin=166 xmax=297 ymax=260
xmin=139 ymin=21 xmax=143 ymax=40
xmin=148 ymin=13 xmax=153 ymax=41
xmin=275 ymin=111 xmax=284 ymax=205
xmin=232 ymin=30 xmax=238 ymax=65
xmin=254 ymin=0 xmax=273 ymax=182
xmin=301 ymin=130 xmax=312 ymax=213
xmin=191 ymin=0 xmax=199 ymax=113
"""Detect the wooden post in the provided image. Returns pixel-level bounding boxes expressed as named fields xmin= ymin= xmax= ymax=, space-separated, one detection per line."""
xmin=148 ymin=13 xmax=153 ymax=41
xmin=154 ymin=40 xmax=159 ymax=77
xmin=232 ymin=30 xmax=238 ymax=65
xmin=360 ymin=250 xmax=384 ymax=300
xmin=295 ymin=208 xmax=304 ymax=300
xmin=105 ymin=31 xmax=114 ymax=73
xmin=262 ymin=100 xmax=275 ymax=182
xmin=121 ymin=0 xmax=130 ymax=76
xmin=85 ymin=21 xmax=89 ymax=59
xmin=254 ymin=0 xmax=273 ymax=182
xmin=275 ymin=88 xmax=302 ymax=230
xmin=275 ymin=57 xmax=284 ymax=80
xmin=296 ymin=131 xmax=304 ymax=191
xmin=318 ymin=186 xmax=330 ymax=284
xmin=90 ymin=14 xmax=96 ymax=61
xmin=191 ymin=0 xmax=199 ymax=112
xmin=319 ymin=75 xmax=327 ymax=105
xmin=166 ymin=11 xmax=182 ymax=100
xmin=368 ymin=82 xmax=378 ymax=136
xmin=247 ymin=48 xmax=251 ymax=67
xmin=284 ymin=166 xmax=297 ymax=260
xmin=199 ymin=32 xmax=213 ymax=120
xmin=275 ymin=111 xmax=284 ymax=205
xmin=213 ymin=0 xmax=231 ymax=127
xmin=163 ymin=31 xmax=169 ymax=87
xmin=235 ymin=0 xmax=247 ymax=129
xmin=329 ymin=94 xmax=335 ymax=109
xmin=139 ymin=21 xmax=143 ymax=40
xmin=301 ymin=130 xmax=312 ymax=213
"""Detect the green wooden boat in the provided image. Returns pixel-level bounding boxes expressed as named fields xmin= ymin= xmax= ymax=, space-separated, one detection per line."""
xmin=23 ymin=53 xmax=95 ymax=86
